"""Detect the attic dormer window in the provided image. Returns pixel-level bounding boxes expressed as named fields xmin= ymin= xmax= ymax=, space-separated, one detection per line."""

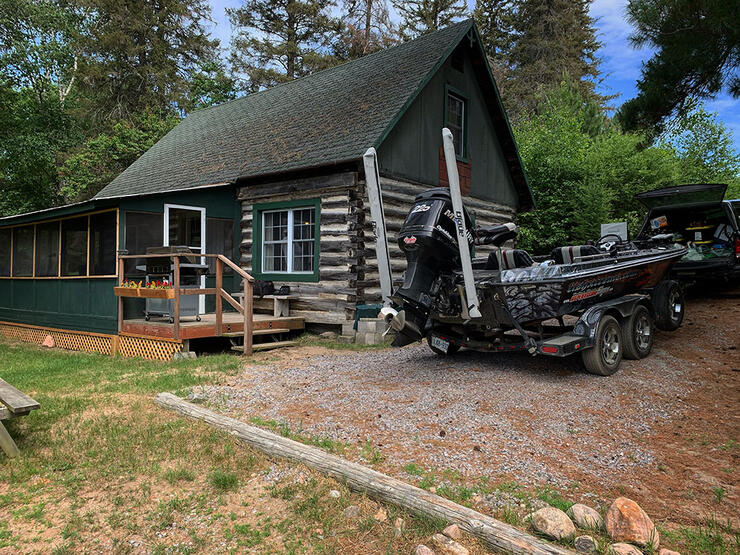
xmin=445 ymin=87 xmax=467 ymax=159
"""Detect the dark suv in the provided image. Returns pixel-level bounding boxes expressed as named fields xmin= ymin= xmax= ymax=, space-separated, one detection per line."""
xmin=635 ymin=184 xmax=740 ymax=284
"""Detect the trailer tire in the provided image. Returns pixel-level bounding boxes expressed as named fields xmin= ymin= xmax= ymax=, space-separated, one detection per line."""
xmin=427 ymin=336 xmax=460 ymax=356
xmin=582 ymin=315 xmax=622 ymax=376
xmin=652 ymin=280 xmax=684 ymax=331
xmin=622 ymin=305 xmax=653 ymax=360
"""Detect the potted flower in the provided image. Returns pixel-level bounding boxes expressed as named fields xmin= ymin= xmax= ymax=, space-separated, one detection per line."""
xmin=113 ymin=279 xmax=175 ymax=299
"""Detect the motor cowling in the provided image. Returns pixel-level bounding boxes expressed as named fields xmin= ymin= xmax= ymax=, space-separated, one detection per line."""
xmin=391 ymin=187 xmax=473 ymax=345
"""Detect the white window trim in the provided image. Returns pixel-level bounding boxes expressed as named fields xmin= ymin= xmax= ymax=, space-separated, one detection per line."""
xmin=262 ymin=207 xmax=315 ymax=274
xmin=447 ymin=91 xmax=466 ymax=158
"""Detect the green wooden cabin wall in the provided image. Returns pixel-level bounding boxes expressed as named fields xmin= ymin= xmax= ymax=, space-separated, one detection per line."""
xmin=0 ymin=185 xmax=241 ymax=332
xmin=377 ymin=46 xmax=518 ymax=207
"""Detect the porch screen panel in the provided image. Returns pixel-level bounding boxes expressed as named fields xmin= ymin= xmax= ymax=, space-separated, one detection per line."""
xmin=12 ymin=226 xmax=34 ymax=276
xmin=263 ymin=211 xmax=288 ymax=272
xmin=124 ymin=212 xmax=163 ymax=273
xmin=35 ymin=222 xmax=60 ymax=277
xmin=61 ymin=217 xmax=88 ymax=276
xmin=292 ymin=208 xmax=315 ymax=272
xmin=89 ymin=212 xmax=116 ymax=275
xmin=206 ymin=218 xmax=233 ymax=273
xmin=0 ymin=228 xmax=10 ymax=276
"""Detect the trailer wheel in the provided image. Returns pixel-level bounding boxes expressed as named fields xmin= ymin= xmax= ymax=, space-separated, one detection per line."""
xmin=582 ymin=315 xmax=622 ymax=376
xmin=652 ymin=280 xmax=684 ymax=331
xmin=427 ymin=335 xmax=460 ymax=356
xmin=623 ymin=305 xmax=653 ymax=360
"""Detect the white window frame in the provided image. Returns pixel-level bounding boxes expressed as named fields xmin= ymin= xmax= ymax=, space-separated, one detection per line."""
xmin=261 ymin=207 xmax=315 ymax=274
xmin=164 ymin=203 xmax=206 ymax=313
xmin=446 ymin=91 xmax=466 ymax=158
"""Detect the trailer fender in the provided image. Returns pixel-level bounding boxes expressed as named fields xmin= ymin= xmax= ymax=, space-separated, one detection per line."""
xmin=574 ymin=294 xmax=650 ymax=340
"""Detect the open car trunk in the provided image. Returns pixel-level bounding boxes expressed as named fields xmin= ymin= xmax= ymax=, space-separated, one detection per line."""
xmin=635 ymin=184 xmax=738 ymax=278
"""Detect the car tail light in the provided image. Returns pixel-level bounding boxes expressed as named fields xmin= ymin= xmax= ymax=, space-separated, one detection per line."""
xmin=541 ymin=346 xmax=558 ymax=354
xmin=735 ymin=237 xmax=740 ymax=257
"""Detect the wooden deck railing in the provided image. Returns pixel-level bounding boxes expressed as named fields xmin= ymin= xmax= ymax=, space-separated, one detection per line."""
xmin=116 ymin=254 xmax=255 ymax=355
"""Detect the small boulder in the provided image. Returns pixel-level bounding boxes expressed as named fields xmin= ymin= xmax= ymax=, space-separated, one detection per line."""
xmin=442 ymin=524 xmax=462 ymax=541
xmin=431 ymin=533 xmax=469 ymax=555
xmin=606 ymin=497 xmax=659 ymax=548
xmin=373 ymin=507 xmax=387 ymax=522
xmin=574 ymin=535 xmax=597 ymax=553
xmin=530 ymin=506 xmax=576 ymax=540
xmin=609 ymin=543 xmax=642 ymax=555
xmin=42 ymin=335 xmax=55 ymax=348
xmin=658 ymin=549 xmax=680 ymax=555
xmin=320 ymin=331 xmax=337 ymax=339
xmin=343 ymin=505 xmax=360 ymax=518
xmin=328 ymin=489 xmax=340 ymax=498
xmin=568 ymin=503 xmax=604 ymax=530
xmin=415 ymin=546 xmax=435 ymax=555
xmin=394 ymin=517 xmax=405 ymax=537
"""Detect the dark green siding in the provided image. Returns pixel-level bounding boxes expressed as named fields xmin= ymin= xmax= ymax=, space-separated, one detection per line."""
xmin=0 ymin=185 xmax=243 ymax=333
xmin=0 ymin=278 xmax=117 ymax=333
xmin=377 ymin=49 xmax=518 ymax=207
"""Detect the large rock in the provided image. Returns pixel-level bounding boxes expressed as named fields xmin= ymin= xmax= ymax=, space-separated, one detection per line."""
xmin=658 ymin=549 xmax=680 ymax=555
xmin=609 ymin=543 xmax=642 ymax=555
xmin=574 ymin=535 xmax=597 ymax=553
xmin=415 ymin=546 xmax=435 ymax=555
xmin=530 ymin=506 xmax=576 ymax=540
xmin=431 ymin=533 xmax=469 ymax=555
xmin=442 ymin=524 xmax=462 ymax=540
xmin=567 ymin=503 xmax=604 ymax=530
xmin=606 ymin=497 xmax=659 ymax=548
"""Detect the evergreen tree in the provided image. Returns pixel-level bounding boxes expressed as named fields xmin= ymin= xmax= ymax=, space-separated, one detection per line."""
xmin=618 ymin=0 xmax=740 ymax=136
xmin=228 ymin=0 xmax=341 ymax=92
xmin=391 ymin=0 xmax=467 ymax=40
xmin=76 ymin=0 xmax=219 ymax=123
xmin=334 ymin=0 xmax=397 ymax=60
xmin=505 ymin=0 xmax=603 ymax=118
xmin=473 ymin=0 xmax=515 ymax=75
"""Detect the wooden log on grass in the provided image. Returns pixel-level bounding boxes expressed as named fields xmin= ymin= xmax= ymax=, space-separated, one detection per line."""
xmin=154 ymin=392 xmax=573 ymax=555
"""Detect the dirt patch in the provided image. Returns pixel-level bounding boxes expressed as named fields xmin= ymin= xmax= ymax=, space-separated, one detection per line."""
xmin=200 ymin=292 xmax=739 ymax=529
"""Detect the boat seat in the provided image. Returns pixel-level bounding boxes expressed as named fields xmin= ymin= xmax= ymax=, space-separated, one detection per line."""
xmin=475 ymin=223 xmax=517 ymax=246
xmin=486 ymin=248 xmax=535 ymax=270
xmin=552 ymin=245 xmax=601 ymax=264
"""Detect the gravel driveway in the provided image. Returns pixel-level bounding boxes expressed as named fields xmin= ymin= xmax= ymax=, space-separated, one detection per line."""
xmin=197 ymin=293 xmax=739 ymax=525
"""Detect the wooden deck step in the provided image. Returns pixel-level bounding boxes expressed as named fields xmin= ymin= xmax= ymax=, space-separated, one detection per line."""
xmin=222 ymin=328 xmax=291 ymax=338
xmin=231 ymin=340 xmax=297 ymax=353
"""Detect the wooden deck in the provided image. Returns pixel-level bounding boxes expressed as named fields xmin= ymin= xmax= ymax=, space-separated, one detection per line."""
xmin=121 ymin=313 xmax=305 ymax=340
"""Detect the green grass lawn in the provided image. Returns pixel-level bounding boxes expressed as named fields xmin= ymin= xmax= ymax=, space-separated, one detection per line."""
xmin=0 ymin=339 xmax=479 ymax=554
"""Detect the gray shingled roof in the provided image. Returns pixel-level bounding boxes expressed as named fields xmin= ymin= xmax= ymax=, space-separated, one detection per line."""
xmin=95 ymin=20 xmax=522 ymax=201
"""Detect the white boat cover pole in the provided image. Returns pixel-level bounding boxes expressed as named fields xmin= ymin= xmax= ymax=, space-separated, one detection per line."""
xmin=363 ymin=147 xmax=394 ymax=306
xmin=442 ymin=128 xmax=482 ymax=319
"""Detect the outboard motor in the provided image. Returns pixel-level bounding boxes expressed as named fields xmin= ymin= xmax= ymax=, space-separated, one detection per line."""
xmin=391 ymin=187 xmax=473 ymax=346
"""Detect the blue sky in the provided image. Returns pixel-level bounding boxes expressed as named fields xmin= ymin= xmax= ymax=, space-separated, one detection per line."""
xmin=206 ymin=0 xmax=739 ymax=150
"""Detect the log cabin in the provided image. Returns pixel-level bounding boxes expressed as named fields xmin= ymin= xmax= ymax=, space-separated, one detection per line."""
xmin=0 ymin=19 xmax=533 ymax=358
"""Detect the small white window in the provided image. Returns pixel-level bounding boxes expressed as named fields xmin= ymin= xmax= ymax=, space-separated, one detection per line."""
xmin=262 ymin=207 xmax=315 ymax=273
xmin=446 ymin=91 xmax=466 ymax=157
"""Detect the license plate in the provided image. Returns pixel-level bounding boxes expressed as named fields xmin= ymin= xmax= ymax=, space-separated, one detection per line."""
xmin=431 ymin=336 xmax=449 ymax=353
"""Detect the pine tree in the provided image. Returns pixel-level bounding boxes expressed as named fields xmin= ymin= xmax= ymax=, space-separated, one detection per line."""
xmin=334 ymin=0 xmax=398 ymax=60
xmin=618 ymin=0 xmax=740 ymax=136
xmin=391 ymin=0 xmax=468 ymax=40
xmin=228 ymin=0 xmax=342 ymax=92
xmin=505 ymin=0 xmax=603 ymax=118
xmin=473 ymin=0 xmax=516 ymax=83
xmin=76 ymin=0 xmax=218 ymax=123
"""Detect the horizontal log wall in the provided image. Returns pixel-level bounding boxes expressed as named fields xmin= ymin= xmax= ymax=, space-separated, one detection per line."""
xmin=359 ymin=177 xmax=517 ymax=303
xmin=239 ymin=172 xmax=362 ymax=325
xmin=239 ymin=172 xmax=518 ymax=323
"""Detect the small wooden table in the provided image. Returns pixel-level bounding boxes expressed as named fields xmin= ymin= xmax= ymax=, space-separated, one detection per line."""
xmin=0 ymin=378 xmax=40 ymax=458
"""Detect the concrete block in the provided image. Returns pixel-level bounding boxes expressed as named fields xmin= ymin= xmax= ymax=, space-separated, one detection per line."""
xmin=337 ymin=335 xmax=355 ymax=344
xmin=341 ymin=322 xmax=357 ymax=336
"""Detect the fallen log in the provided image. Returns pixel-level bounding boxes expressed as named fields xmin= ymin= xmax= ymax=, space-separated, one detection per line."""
xmin=155 ymin=393 xmax=573 ymax=555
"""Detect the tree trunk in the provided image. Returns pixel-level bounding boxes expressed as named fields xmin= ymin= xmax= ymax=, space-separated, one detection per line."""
xmin=155 ymin=393 xmax=573 ymax=555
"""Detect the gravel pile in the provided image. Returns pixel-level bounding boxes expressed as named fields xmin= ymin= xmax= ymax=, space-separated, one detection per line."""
xmin=196 ymin=340 xmax=694 ymax=490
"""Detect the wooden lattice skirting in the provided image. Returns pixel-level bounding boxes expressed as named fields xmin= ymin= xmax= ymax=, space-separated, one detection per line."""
xmin=0 ymin=322 xmax=183 ymax=361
